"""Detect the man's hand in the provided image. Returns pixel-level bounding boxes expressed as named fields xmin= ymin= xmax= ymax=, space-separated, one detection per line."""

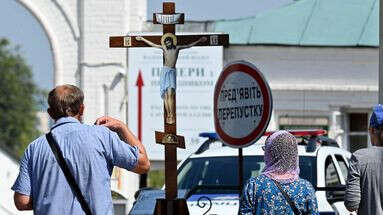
xmin=200 ymin=36 xmax=208 ymax=42
xmin=95 ymin=116 xmax=125 ymax=133
xmin=136 ymin=36 xmax=143 ymax=41
xmin=14 ymin=192 xmax=33 ymax=211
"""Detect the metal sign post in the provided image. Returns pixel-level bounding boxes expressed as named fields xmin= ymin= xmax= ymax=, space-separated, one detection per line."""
xmin=238 ymin=148 xmax=244 ymax=192
xmin=214 ymin=60 xmax=273 ymax=193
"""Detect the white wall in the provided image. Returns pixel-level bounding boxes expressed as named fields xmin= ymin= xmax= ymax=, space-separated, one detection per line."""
xmin=17 ymin=0 xmax=79 ymax=85
xmin=224 ymin=45 xmax=378 ymax=148
xmin=225 ymin=46 xmax=378 ymax=92
xmin=0 ymin=150 xmax=32 ymax=214
xmin=36 ymin=112 xmax=50 ymax=134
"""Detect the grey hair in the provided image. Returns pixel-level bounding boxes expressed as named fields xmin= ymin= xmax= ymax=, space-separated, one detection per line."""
xmin=48 ymin=84 xmax=84 ymax=120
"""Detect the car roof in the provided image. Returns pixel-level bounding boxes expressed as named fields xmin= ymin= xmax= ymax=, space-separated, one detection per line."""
xmin=189 ymin=142 xmax=318 ymax=159
xmin=191 ymin=130 xmax=349 ymax=159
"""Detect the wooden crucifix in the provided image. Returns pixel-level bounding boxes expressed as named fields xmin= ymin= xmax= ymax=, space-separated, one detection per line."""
xmin=110 ymin=2 xmax=228 ymax=214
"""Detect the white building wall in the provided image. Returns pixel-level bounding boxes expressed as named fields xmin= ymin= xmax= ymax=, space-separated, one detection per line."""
xmin=80 ymin=0 xmax=146 ymax=208
xmin=17 ymin=0 xmax=79 ymax=86
xmin=36 ymin=112 xmax=50 ymax=134
xmin=224 ymin=45 xmax=378 ymax=149
xmin=224 ymin=46 xmax=378 ymax=91
xmin=0 ymin=150 xmax=32 ymax=214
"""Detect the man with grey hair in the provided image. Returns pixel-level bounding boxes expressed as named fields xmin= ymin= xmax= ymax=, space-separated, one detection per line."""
xmin=345 ymin=104 xmax=383 ymax=214
xmin=11 ymin=84 xmax=150 ymax=214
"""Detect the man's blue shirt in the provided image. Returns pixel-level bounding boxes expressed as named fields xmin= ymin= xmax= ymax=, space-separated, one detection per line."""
xmin=12 ymin=117 xmax=139 ymax=215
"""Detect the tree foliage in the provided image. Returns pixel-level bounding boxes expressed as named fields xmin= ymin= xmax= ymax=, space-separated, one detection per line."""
xmin=0 ymin=38 xmax=42 ymax=158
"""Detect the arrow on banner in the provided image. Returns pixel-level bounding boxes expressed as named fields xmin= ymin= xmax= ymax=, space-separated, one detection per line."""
xmin=136 ymin=70 xmax=144 ymax=141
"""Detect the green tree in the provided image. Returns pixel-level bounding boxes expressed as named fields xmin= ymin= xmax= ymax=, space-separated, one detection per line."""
xmin=0 ymin=38 xmax=42 ymax=158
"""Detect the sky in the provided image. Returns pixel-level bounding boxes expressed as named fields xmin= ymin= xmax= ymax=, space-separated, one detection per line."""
xmin=0 ymin=0 xmax=54 ymax=90
xmin=0 ymin=0 xmax=293 ymax=90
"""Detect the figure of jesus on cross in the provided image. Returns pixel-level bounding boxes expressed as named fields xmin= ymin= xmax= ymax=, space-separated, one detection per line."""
xmin=136 ymin=34 xmax=207 ymax=124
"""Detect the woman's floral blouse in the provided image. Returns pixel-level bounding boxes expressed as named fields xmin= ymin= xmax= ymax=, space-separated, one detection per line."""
xmin=239 ymin=175 xmax=318 ymax=215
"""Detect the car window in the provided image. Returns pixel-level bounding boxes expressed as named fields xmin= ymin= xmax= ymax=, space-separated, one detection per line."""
xmin=325 ymin=156 xmax=341 ymax=187
xmin=178 ymin=156 xmax=317 ymax=194
xmin=335 ymin=155 xmax=348 ymax=182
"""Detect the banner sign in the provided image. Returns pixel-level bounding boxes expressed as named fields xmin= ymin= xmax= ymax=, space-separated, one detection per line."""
xmin=128 ymin=47 xmax=223 ymax=160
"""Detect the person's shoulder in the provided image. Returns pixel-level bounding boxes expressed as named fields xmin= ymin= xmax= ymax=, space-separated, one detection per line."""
xmin=74 ymin=123 xmax=110 ymax=136
xmin=353 ymin=147 xmax=376 ymax=158
xmin=254 ymin=174 xmax=271 ymax=185
xmin=31 ymin=134 xmax=48 ymax=145
xmin=23 ymin=134 xmax=48 ymax=154
xmin=87 ymin=124 xmax=117 ymax=140
xmin=89 ymin=124 xmax=110 ymax=133
xmin=298 ymin=178 xmax=315 ymax=191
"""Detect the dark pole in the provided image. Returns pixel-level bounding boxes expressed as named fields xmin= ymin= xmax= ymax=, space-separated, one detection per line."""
xmin=139 ymin=174 xmax=147 ymax=188
xmin=238 ymin=148 xmax=244 ymax=193
xmin=380 ymin=0 xmax=383 ymax=103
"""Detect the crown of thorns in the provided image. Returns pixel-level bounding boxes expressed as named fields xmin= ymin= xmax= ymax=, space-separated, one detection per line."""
xmin=161 ymin=33 xmax=177 ymax=46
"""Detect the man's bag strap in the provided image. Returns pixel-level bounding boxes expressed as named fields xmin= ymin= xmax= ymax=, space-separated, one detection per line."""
xmin=271 ymin=179 xmax=301 ymax=215
xmin=46 ymin=132 xmax=93 ymax=215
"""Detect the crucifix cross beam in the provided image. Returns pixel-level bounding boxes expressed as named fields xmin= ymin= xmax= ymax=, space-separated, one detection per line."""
xmin=109 ymin=2 xmax=229 ymax=214
xmin=109 ymin=34 xmax=229 ymax=48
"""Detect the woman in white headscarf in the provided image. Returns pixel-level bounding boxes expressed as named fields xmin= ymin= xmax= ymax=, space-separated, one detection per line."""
xmin=239 ymin=130 xmax=318 ymax=215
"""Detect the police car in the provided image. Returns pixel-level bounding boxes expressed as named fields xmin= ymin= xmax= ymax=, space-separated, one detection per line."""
xmin=178 ymin=130 xmax=352 ymax=215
